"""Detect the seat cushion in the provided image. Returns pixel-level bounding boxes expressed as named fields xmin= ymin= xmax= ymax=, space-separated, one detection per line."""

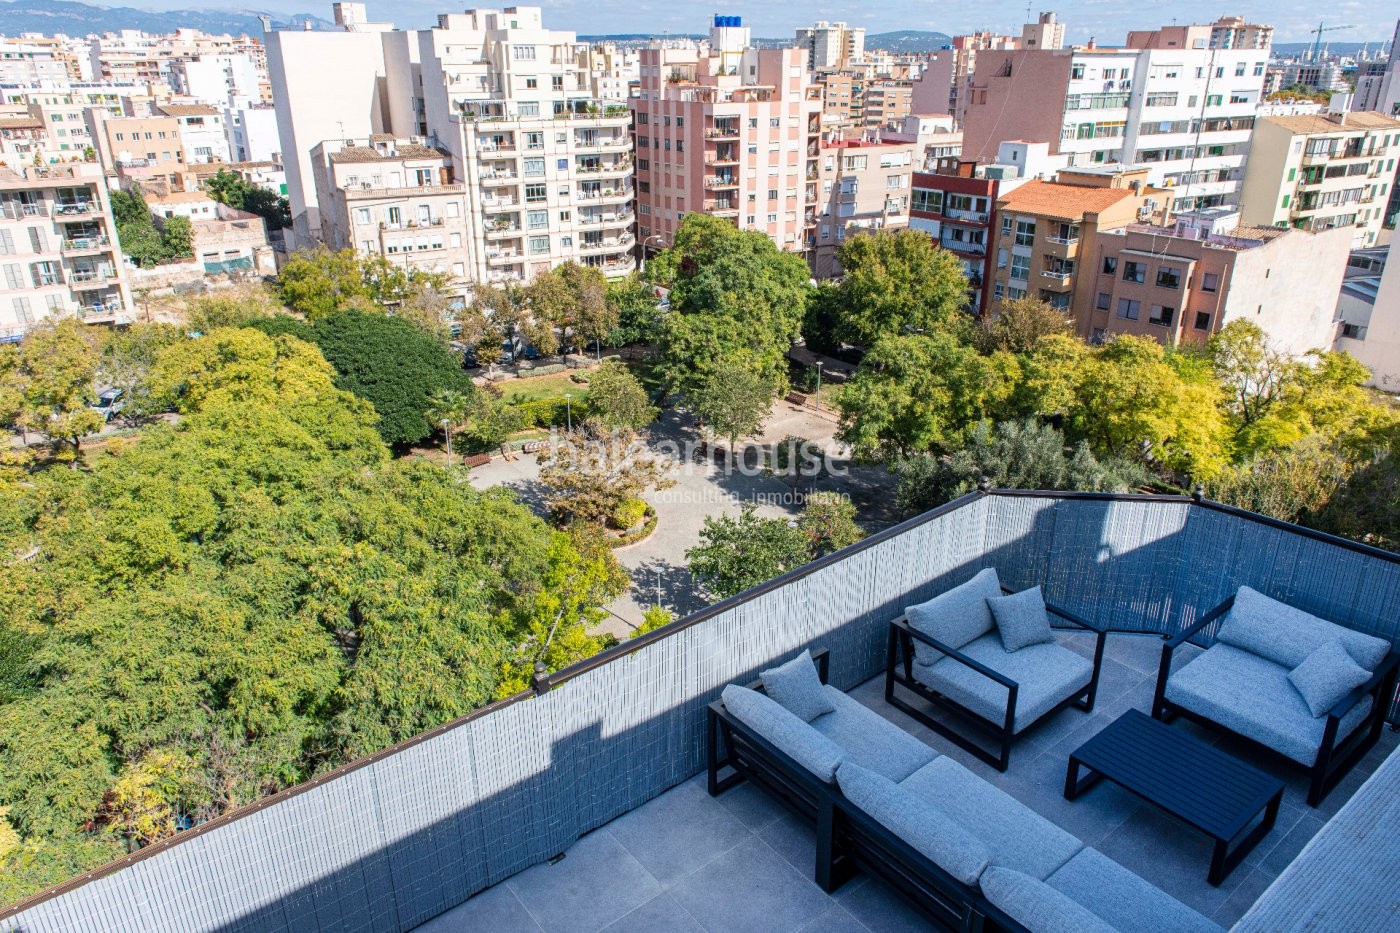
xmin=900 ymin=756 xmax=1082 ymax=880
xmin=905 ymin=567 xmax=1002 ymax=663
xmin=1165 ymin=644 xmax=1374 ymax=765
xmin=811 ymin=684 xmax=936 ymax=783
xmin=761 ymin=650 xmax=834 ymax=723
xmin=1216 ymin=586 xmax=1390 ymax=672
xmin=1046 ymin=847 xmax=1222 ymax=933
xmin=721 ymin=685 xmax=843 ymax=783
xmin=1288 ymin=641 xmax=1372 ymax=719
xmin=980 ymin=865 xmax=1116 ymax=933
xmin=988 ymin=585 xmax=1055 ymax=653
xmin=836 ymin=761 xmax=990 ymax=886
xmin=912 ymin=633 xmax=1094 ymax=733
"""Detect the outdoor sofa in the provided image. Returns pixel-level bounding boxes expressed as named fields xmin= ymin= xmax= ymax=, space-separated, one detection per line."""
xmin=708 ymin=648 xmax=1220 ymax=933
xmin=1152 ymin=586 xmax=1400 ymax=805
xmin=885 ymin=568 xmax=1107 ymax=770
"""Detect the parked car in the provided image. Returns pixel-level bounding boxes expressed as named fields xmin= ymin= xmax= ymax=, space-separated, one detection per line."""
xmin=90 ymin=388 xmax=123 ymax=422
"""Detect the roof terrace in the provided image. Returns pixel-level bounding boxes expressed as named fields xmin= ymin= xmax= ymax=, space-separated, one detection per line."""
xmin=1 ymin=490 xmax=1397 ymax=932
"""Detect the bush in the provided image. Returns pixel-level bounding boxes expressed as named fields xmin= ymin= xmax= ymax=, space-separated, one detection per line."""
xmin=528 ymin=363 xmax=567 ymax=376
xmin=612 ymin=497 xmax=648 ymax=530
xmin=571 ymin=372 xmax=590 ymax=384
xmin=513 ymin=397 xmax=592 ymax=428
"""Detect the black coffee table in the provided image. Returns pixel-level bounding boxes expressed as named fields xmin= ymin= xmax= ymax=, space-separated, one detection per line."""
xmin=1064 ymin=709 xmax=1285 ymax=885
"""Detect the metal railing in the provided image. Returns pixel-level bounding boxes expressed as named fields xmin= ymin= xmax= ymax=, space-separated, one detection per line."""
xmin=1 ymin=491 xmax=1396 ymax=932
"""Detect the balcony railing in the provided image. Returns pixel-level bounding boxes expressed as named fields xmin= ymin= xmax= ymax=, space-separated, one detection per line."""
xmin=577 ymin=187 xmax=633 ymax=201
xmin=2 ymin=490 xmax=1395 ymax=931
xmin=1042 ymin=269 xmax=1073 ymax=282
xmin=484 ymin=225 xmax=522 ymax=239
xmin=52 ymin=201 xmax=93 ymax=216
xmin=68 ymin=269 xmax=113 ymax=284
xmin=0 ymin=202 xmax=46 ymax=219
xmin=62 ymin=235 xmax=112 ymax=252
xmin=705 ymin=176 xmax=739 ymax=189
xmin=1045 ymin=234 xmax=1081 ymax=246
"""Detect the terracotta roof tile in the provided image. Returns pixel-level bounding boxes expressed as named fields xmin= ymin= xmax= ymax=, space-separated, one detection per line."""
xmin=996 ymin=180 xmax=1136 ymax=222
xmin=157 ymin=103 xmax=221 ymax=117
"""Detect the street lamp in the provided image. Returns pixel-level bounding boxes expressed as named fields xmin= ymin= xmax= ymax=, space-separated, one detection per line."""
xmin=442 ymin=418 xmax=452 ymax=469
xmin=654 ymin=567 xmax=663 ymax=608
xmin=565 ymin=393 xmax=573 ymax=433
xmin=814 ymin=361 xmax=824 ymax=412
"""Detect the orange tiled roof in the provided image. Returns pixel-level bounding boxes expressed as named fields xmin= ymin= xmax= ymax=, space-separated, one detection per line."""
xmin=996 ymin=180 xmax=1136 ymax=222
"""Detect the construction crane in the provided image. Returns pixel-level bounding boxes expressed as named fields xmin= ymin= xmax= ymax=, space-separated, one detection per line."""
xmin=1308 ymin=22 xmax=1354 ymax=62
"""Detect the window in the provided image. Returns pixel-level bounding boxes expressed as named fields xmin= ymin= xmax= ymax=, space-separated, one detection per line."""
xmin=1000 ymin=216 xmax=1012 ymax=236
xmin=1156 ymin=267 xmax=1181 ymax=289
xmin=1071 ymin=63 xmax=1085 ymax=79
xmin=1095 ymin=292 xmax=1111 ymax=311
xmin=518 ymin=102 xmax=540 ymax=117
xmin=1122 ymin=261 xmax=1145 ymax=283
xmin=1194 ymin=311 xmax=1211 ymax=330
xmin=1149 ymin=305 xmax=1175 ymax=326
xmin=1009 ymin=253 xmax=1030 ymax=281
xmin=523 ymin=158 xmax=545 ymax=176
xmin=1200 ymin=271 xmax=1219 ymax=292
xmin=529 ymin=235 xmax=549 ymax=255
xmin=525 ymin=184 xmax=547 ymax=202
xmin=387 ymin=206 xmax=402 ymax=226
xmin=1234 ymin=62 xmax=1246 ymax=77
xmin=1206 ymin=94 xmax=1223 ymax=107
xmin=0 ymin=230 xmax=13 ymax=255
xmin=553 ymin=76 xmax=564 ymax=91
xmin=844 ymin=155 xmax=867 ymax=170
xmin=559 ymin=210 xmax=570 ymax=222
xmin=1253 ymin=62 xmax=1265 ymax=76
xmin=525 ymin=131 xmax=544 ymax=149
xmin=12 ymin=297 xmax=32 ymax=323
xmin=528 ymin=209 xmax=548 ymax=229
xmin=513 ymin=45 xmax=536 ymax=60
xmin=525 ymin=77 xmax=538 ymax=89
xmin=1116 ymin=298 xmax=1140 ymax=320
xmin=912 ymin=189 xmax=943 ymax=213
xmin=767 ymin=188 xmax=778 ymax=200
xmin=354 ymin=208 xmax=371 ymax=225
xmin=1014 ymin=219 xmax=1035 ymax=246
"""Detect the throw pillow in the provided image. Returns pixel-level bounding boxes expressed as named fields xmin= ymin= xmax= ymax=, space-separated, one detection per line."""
xmin=987 ymin=586 xmax=1055 ymax=653
xmin=1288 ymin=640 xmax=1372 ymax=718
xmin=905 ymin=567 xmax=1002 ymax=665
xmin=761 ymin=649 xmax=835 ymax=723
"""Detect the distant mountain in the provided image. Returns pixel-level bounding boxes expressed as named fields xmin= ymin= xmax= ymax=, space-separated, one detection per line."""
xmin=0 ymin=0 xmax=334 ymax=37
xmin=865 ymin=30 xmax=954 ymax=54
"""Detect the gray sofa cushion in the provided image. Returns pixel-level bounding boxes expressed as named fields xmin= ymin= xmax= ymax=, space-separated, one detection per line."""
xmin=720 ymin=685 xmax=843 ymax=782
xmin=912 ymin=633 xmax=1093 ymax=733
xmin=1288 ymin=641 xmax=1372 ymax=718
xmin=905 ymin=567 xmax=1002 ymax=663
xmin=988 ymin=586 xmax=1055 ymax=652
xmin=836 ymin=761 xmax=990 ymax=886
xmin=1046 ymin=847 xmax=1222 ymax=933
xmin=1165 ymin=644 xmax=1374 ymax=765
xmin=1216 ymin=586 xmax=1390 ymax=672
xmin=812 ymin=684 xmax=936 ymax=782
xmin=980 ymin=865 xmax=1117 ymax=933
xmin=900 ymin=756 xmax=1082 ymax=880
xmin=761 ymin=650 xmax=834 ymax=723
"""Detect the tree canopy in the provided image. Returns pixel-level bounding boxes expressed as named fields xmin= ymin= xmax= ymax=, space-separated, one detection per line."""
xmin=829 ymin=228 xmax=970 ymax=347
xmin=204 ymin=169 xmax=291 ymax=230
xmin=108 ymin=189 xmax=194 ymax=268
xmin=275 ymin=248 xmax=449 ymax=320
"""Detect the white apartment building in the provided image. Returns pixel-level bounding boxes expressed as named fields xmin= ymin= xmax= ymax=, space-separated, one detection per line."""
xmin=1336 ymin=240 xmax=1400 ymax=390
xmin=964 ymin=22 xmax=1270 ymax=212
xmin=0 ymin=44 xmax=71 ymax=84
xmin=578 ymin=44 xmax=639 ymax=102
xmin=1239 ymin=103 xmax=1400 ymax=249
xmin=0 ymin=163 xmax=131 ymax=340
xmin=795 ymin=21 xmax=865 ymax=71
xmin=312 ymin=136 xmax=469 ymax=283
xmin=226 ymin=104 xmax=280 ymax=163
xmin=170 ymin=54 xmax=267 ymax=107
xmin=157 ymin=103 xmax=231 ymax=163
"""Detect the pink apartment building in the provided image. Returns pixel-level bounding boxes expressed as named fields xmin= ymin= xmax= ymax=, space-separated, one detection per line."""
xmin=630 ymin=16 xmax=822 ymax=255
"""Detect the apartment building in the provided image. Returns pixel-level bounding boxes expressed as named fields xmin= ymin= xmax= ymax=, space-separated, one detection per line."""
xmin=226 ymin=104 xmax=280 ymax=162
xmin=1353 ymin=20 xmax=1400 ymax=118
xmin=631 ymin=15 xmax=821 ymax=253
xmin=816 ymin=70 xmax=864 ymax=127
xmin=1238 ymin=104 xmax=1400 ymax=249
xmin=795 ymin=21 xmax=865 ymax=71
xmin=312 ymin=136 xmax=469 ymax=283
xmin=909 ymin=170 xmax=999 ymax=312
xmin=88 ymin=29 xmax=265 ymax=85
xmin=808 ymin=136 xmax=915 ymax=278
xmin=0 ymin=44 xmax=71 ymax=84
xmin=862 ymin=81 xmax=914 ymax=129
xmin=990 ymin=168 xmax=1159 ymax=312
xmin=1336 ymin=239 xmax=1400 ymax=389
xmin=1081 ymin=208 xmax=1349 ymax=355
xmin=577 ymin=44 xmax=639 ymax=102
xmin=157 ymin=103 xmax=230 ymax=164
xmin=0 ymin=163 xmax=131 ymax=340
xmin=170 ymin=53 xmax=269 ymax=107
xmin=1126 ymin=16 xmax=1272 ymax=51
xmin=96 ymin=114 xmax=186 ymax=181
xmin=0 ymin=114 xmax=46 ymax=168
xmin=963 ymin=20 xmax=1270 ymax=212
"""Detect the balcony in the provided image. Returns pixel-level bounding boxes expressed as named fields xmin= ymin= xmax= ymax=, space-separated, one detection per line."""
xmin=706 ymin=124 xmax=741 ymax=140
xmin=945 ymin=207 xmax=989 ymax=224
xmin=484 ymin=224 xmax=521 ymax=239
xmin=61 ymin=235 xmax=111 ymax=254
xmin=578 ymin=232 xmax=634 ymax=253
xmin=0 ymin=202 xmax=46 ymax=219
xmin=575 ymin=134 xmax=629 ymax=150
xmin=1045 ymin=234 xmax=1081 ymax=246
xmin=481 ymin=195 xmax=519 ymax=209
xmin=705 ymin=176 xmax=739 ymax=189
xmin=485 ymin=250 xmax=522 ymax=263
xmin=577 ymin=186 xmax=633 ymax=202
xmin=68 ymin=268 xmax=113 ymax=284
xmin=576 ymin=161 xmax=631 ymax=177
xmin=52 ymin=201 xmax=93 ymax=216
xmin=6 ymin=491 xmax=1398 ymax=933
xmin=480 ymin=172 xmax=519 ymax=186
xmin=579 ymin=210 xmax=634 ymax=226
xmin=1041 ymin=268 xmax=1074 ymax=284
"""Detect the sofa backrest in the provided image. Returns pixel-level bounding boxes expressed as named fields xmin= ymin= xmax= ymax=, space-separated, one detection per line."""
xmin=905 ymin=567 xmax=1002 ymax=662
xmin=1216 ymin=586 xmax=1391 ymax=672
xmin=720 ymin=684 xmax=844 ymax=783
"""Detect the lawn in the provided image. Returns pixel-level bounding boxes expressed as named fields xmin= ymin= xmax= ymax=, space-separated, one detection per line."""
xmin=498 ymin=371 xmax=590 ymax=404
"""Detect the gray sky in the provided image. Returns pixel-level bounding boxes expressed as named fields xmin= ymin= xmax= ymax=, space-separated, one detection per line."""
xmin=148 ymin=0 xmax=1399 ymax=46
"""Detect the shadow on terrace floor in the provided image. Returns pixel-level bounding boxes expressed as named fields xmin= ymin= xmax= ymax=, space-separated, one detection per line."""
xmin=415 ymin=631 xmax=1400 ymax=933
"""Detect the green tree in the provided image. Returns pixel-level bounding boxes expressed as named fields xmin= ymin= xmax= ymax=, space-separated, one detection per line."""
xmin=204 ymin=168 xmax=290 ymax=230
xmin=96 ymin=322 xmax=181 ymax=420
xmin=798 ymin=491 xmax=863 ymax=556
xmin=830 ymin=229 xmax=970 ymax=347
xmin=275 ymin=247 xmax=372 ymax=318
xmin=686 ymin=505 xmax=811 ymax=599
xmin=690 ymin=360 xmax=774 ymax=453
xmin=183 ymin=286 xmax=283 ymax=332
xmin=0 ymin=319 xmax=105 ymax=456
xmin=158 ymin=215 xmax=193 ymax=261
xmin=586 ymin=360 xmax=656 ymax=430
xmin=978 ymin=296 xmax=1074 ymax=354
xmin=631 ymin=605 xmax=674 ymax=636
xmin=536 ymin=424 xmax=675 ymax=526
xmin=605 ymin=274 xmax=663 ymax=347
xmin=836 ymin=332 xmax=1020 ymax=461
xmin=1209 ymin=320 xmax=1293 ymax=429
xmin=1236 ymin=350 xmax=1397 ymax=460
xmin=463 ymin=391 xmax=526 ymax=455
xmin=1207 ymin=437 xmax=1350 ymax=526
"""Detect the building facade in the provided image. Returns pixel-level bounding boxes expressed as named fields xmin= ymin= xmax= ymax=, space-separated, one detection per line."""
xmin=630 ymin=15 xmax=821 ymax=254
xmin=808 ymin=137 xmax=915 ymax=278
xmin=795 ymin=22 xmax=865 ymax=72
xmin=1081 ymin=208 xmax=1350 ymax=355
xmin=1336 ymin=239 xmax=1400 ymax=389
xmin=1238 ymin=106 xmax=1400 ymax=249
xmin=0 ymin=163 xmax=131 ymax=340
xmin=909 ymin=169 xmax=999 ymax=312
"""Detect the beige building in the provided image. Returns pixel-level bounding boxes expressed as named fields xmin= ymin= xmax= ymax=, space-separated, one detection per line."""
xmin=1336 ymin=240 xmax=1400 ymax=390
xmin=991 ymin=168 xmax=1161 ymax=312
xmin=1081 ymin=208 xmax=1350 ymax=354
xmin=312 ymin=136 xmax=469 ymax=285
xmin=97 ymin=114 xmax=186 ymax=182
xmin=795 ymin=21 xmax=865 ymax=71
xmin=0 ymin=163 xmax=132 ymax=340
xmin=1239 ymin=104 xmax=1400 ymax=249
xmin=809 ymin=137 xmax=916 ymax=278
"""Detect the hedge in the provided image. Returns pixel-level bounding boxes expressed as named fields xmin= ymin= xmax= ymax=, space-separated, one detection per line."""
xmin=512 ymin=396 xmax=593 ymax=428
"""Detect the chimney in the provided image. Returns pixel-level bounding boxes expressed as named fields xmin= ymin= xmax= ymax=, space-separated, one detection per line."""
xmin=1327 ymin=92 xmax=1352 ymax=124
xmin=1087 ymin=37 xmax=1096 ymax=50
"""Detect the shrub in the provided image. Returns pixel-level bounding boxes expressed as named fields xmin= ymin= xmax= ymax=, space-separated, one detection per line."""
xmin=513 ymin=397 xmax=592 ymax=428
xmin=612 ymin=497 xmax=648 ymax=530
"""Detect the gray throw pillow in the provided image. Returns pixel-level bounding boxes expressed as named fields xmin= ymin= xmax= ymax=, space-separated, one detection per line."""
xmin=905 ymin=567 xmax=1002 ymax=664
xmin=761 ymin=649 xmax=835 ymax=723
xmin=1288 ymin=640 xmax=1371 ymax=718
xmin=987 ymin=586 xmax=1055 ymax=653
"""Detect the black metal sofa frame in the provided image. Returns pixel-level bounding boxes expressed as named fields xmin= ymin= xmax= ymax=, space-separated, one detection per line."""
xmin=706 ymin=649 xmax=1026 ymax=933
xmin=1151 ymin=594 xmax=1400 ymax=807
xmin=884 ymin=588 xmax=1108 ymax=771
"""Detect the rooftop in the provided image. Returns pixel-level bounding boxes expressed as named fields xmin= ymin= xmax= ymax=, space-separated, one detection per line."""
xmin=996 ymin=179 xmax=1136 ymax=221
xmin=329 ymin=142 xmax=449 ymax=164
xmin=156 ymin=103 xmax=222 ymax=117
xmin=1 ymin=491 xmax=1397 ymax=932
xmin=1261 ymin=112 xmax=1400 ymax=135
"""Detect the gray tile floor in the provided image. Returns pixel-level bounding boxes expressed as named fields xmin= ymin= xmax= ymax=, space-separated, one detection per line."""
xmin=417 ymin=633 xmax=1399 ymax=933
